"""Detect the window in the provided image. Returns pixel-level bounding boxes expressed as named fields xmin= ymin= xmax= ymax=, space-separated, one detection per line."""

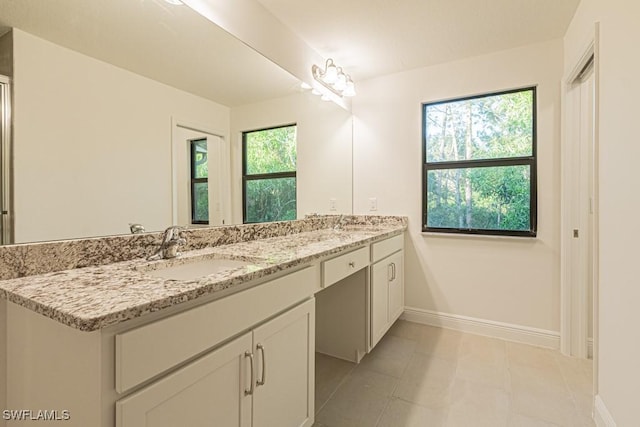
xmin=242 ymin=124 xmax=297 ymax=223
xmin=190 ymin=138 xmax=209 ymax=224
xmin=422 ymin=87 xmax=537 ymax=237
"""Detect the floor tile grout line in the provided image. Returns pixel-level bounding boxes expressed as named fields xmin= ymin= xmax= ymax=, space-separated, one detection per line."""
xmin=372 ymin=394 xmax=394 ymax=427
xmin=314 ymin=356 xmax=357 ymax=416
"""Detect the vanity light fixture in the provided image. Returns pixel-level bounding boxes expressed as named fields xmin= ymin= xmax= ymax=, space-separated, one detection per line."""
xmin=311 ymin=58 xmax=356 ymax=98
xmin=164 ymin=0 xmax=184 ymax=5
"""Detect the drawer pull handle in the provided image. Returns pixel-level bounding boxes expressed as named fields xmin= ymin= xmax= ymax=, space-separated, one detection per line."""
xmin=244 ymin=351 xmax=255 ymax=396
xmin=349 ymin=261 xmax=355 ymax=268
xmin=257 ymin=344 xmax=266 ymax=386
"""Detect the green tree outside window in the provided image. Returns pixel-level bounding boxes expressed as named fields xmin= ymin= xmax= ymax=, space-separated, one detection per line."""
xmin=243 ymin=125 xmax=297 ymax=223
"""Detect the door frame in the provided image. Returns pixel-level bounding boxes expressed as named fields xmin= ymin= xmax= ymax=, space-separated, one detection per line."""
xmin=0 ymin=75 xmax=12 ymax=245
xmin=560 ymin=26 xmax=600 ymax=365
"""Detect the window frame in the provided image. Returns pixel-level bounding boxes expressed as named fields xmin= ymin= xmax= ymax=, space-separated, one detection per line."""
xmin=421 ymin=86 xmax=538 ymax=237
xmin=242 ymin=123 xmax=297 ymax=224
xmin=190 ymin=138 xmax=209 ymax=225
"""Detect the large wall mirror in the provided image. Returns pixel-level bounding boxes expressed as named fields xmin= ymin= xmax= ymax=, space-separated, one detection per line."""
xmin=0 ymin=0 xmax=353 ymax=244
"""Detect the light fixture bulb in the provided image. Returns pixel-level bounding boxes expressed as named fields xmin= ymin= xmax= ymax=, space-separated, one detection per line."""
xmin=343 ymin=80 xmax=356 ymax=97
xmin=324 ymin=60 xmax=338 ymax=84
xmin=320 ymin=93 xmax=332 ymax=101
xmin=164 ymin=0 xmax=184 ymax=5
xmin=300 ymin=82 xmax=312 ymax=90
xmin=311 ymin=88 xmax=321 ymax=96
xmin=333 ymin=72 xmax=347 ymax=91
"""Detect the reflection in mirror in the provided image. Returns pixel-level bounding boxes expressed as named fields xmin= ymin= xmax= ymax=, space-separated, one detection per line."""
xmin=0 ymin=0 xmax=353 ymax=244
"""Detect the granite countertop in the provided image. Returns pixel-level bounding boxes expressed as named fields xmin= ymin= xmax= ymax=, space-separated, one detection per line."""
xmin=0 ymin=224 xmax=405 ymax=332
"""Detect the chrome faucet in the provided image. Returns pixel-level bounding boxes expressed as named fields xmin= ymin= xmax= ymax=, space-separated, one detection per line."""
xmin=148 ymin=226 xmax=187 ymax=260
xmin=129 ymin=223 xmax=145 ymax=234
xmin=333 ymin=214 xmax=345 ymax=230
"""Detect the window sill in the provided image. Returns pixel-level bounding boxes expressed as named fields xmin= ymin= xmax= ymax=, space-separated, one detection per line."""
xmin=421 ymin=231 xmax=538 ymax=242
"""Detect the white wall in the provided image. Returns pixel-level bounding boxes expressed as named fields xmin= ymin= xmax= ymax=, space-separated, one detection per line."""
xmin=12 ymin=29 xmax=230 ymax=243
xmin=230 ymin=92 xmax=353 ymax=223
xmin=565 ymin=1 xmax=640 ymax=425
xmin=353 ymin=39 xmax=563 ymax=334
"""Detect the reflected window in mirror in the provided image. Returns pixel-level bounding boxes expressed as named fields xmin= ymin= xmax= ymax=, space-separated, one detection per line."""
xmin=242 ymin=124 xmax=297 ymax=223
xmin=190 ymin=138 xmax=209 ymax=225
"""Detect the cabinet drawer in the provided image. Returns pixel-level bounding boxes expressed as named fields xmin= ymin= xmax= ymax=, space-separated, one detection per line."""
xmin=322 ymin=246 xmax=369 ymax=288
xmin=371 ymin=234 xmax=404 ymax=263
xmin=115 ymin=265 xmax=317 ymax=394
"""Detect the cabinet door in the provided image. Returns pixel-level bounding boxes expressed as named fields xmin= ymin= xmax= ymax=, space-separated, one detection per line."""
xmin=252 ymin=299 xmax=315 ymax=427
xmin=388 ymin=251 xmax=404 ymax=323
xmin=116 ymin=332 xmax=252 ymax=427
xmin=371 ymin=251 xmax=404 ymax=348
xmin=371 ymin=258 xmax=391 ymax=348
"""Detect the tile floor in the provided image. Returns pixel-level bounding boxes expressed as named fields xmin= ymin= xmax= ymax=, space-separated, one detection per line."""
xmin=313 ymin=320 xmax=594 ymax=427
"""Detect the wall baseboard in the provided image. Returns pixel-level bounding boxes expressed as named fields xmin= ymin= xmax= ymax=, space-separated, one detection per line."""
xmin=401 ymin=307 xmax=560 ymax=349
xmin=594 ymin=395 xmax=616 ymax=427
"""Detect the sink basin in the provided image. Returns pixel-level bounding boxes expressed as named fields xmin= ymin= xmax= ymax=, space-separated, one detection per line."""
xmin=144 ymin=258 xmax=256 ymax=281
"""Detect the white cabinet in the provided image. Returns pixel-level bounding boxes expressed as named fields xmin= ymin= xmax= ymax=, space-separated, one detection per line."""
xmin=253 ymin=299 xmax=315 ymax=427
xmin=116 ymin=333 xmax=253 ymax=427
xmin=371 ymin=250 xmax=404 ymax=348
xmin=116 ymin=299 xmax=315 ymax=427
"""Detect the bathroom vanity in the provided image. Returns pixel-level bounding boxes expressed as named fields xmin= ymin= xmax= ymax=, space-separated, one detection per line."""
xmin=0 ymin=216 xmax=406 ymax=427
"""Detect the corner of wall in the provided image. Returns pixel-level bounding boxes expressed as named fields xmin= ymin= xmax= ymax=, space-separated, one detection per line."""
xmin=594 ymin=395 xmax=616 ymax=427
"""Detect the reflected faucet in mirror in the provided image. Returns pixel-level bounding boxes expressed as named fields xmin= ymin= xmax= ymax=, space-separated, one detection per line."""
xmin=148 ymin=226 xmax=187 ymax=261
xmin=129 ymin=223 xmax=145 ymax=234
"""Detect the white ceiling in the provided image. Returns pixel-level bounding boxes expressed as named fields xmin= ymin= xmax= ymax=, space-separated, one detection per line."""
xmin=0 ymin=0 xmax=581 ymax=104
xmin=256 ymin=0 xmax=581 ymax=81
xmin=0 ymin=0 xmax=301 ymax=107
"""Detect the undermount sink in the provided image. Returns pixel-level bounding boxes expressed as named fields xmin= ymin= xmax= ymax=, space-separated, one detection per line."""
xmin=143 ymin=258 xmax=258 ymax=281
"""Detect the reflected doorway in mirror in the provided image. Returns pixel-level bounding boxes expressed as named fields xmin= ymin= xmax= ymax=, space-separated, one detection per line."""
xmin=172 ymin=119 xmax=230 ymax=228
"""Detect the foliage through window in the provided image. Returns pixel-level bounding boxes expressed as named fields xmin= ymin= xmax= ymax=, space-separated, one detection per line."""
xmin=243 ymin=124 xmax=297 ymax=223
xmin=190 ymin=138 xmax=209 ymax=224
xmin=422 ymin=87 xmax=537 ymax=236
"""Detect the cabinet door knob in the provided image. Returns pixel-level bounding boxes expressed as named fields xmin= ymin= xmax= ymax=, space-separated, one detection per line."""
xmin=257 ymin=344 xmax=266 ymax=387
xmin=244 ymin=351 xmax=255 ymax=396
xmin=348 ymin=261 xmax=355 ymax=268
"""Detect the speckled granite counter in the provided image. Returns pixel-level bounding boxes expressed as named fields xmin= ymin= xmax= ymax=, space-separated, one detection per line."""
xmin=0 ymin=216 xmax=406 ymax=332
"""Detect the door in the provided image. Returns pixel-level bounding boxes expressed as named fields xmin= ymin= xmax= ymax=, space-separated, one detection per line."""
xmin=116 ymin=332 xmax=252 ymax=427
xmin=577 ymin=70 xmax=595 ymax=358
xmin=562 ymin=60 xmax=595 ymax=359
xmin=172 ymin=121 xmax=230 ymax=227
xmin=252 ymin=299 xmax=315 ymax=427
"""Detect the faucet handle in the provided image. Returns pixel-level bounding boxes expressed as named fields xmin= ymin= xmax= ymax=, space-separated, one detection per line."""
xmin=161 ymin=226 xmax=185 ymax=244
